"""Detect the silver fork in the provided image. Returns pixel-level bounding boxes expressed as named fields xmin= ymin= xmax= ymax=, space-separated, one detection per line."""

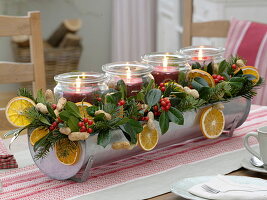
xmin=201 ymin=184 xmax=267 ymax=194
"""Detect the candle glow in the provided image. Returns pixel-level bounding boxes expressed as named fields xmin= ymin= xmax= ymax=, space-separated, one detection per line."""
xmin=126 ymin=63 xmax=131 ymax=83
xmin=198 ymin=49 xmax=203 ymax=60
xmin=75 ymin=76 xmax=81 ymax=92
xmin=163 ymin=56 xmax=168 ymax=72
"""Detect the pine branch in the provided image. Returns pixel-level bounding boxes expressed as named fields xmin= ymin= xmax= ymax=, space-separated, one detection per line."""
xmin=17 ymin=88 xmax=34 ymax=101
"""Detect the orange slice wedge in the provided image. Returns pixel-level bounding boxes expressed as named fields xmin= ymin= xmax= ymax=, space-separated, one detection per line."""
xmin=187 ymin=69 xmax=215 ymax=87
xmin=200 ymin=106 xmax=225 ymax=139
xmin=137 ymin=124 xmax=159 ymax=151
xmin=241 ymin=66 xmax=260 ymax=85
xmin=30 ymin=127 xmax=49 ymax=146
xmin=5 ymin=96 xmax=36 ymax=127
xmin=55 ymin=138 xmax=81 ymax=165
xmin=75 ymin=102 xmax=92 ymax=119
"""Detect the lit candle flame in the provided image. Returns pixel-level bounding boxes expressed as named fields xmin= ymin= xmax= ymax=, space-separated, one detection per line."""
xmin=198 ymin=49 xmax=203 ymax=60
xmin=163 ymin=56 xmax=168 ymax=71
xmin=126 ymin=65 xmax=131 ymax=83
xmin=82 ymin=72 xmax=86 ymax=79
xmin=76 ymin=76 xmax=81 ymax=92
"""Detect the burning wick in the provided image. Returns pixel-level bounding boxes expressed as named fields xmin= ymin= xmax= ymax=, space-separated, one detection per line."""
xmin=198 ymin=49 xmax=203 ymax=60
xmin=163 ymin=56 xmax=168 ymax=71
xmin=75 ymin=76 xmax=81 ymax=92
xmin=126 ymin=65 xmax=131 ymax=83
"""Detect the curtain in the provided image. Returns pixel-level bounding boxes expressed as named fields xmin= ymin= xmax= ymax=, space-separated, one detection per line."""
xmin=112 ymin=0 xmax=157 ymax=62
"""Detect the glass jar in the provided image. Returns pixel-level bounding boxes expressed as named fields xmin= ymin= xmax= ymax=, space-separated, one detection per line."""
xmin=141 ymin=52 xmax=190 ymax=85
xmin=179 ymin=45 xmax=225 ymax=66
xmin=54 ymin=72 xmax=108 ymax=103
xmin=102 ymin=61 xmax=154 ymax=97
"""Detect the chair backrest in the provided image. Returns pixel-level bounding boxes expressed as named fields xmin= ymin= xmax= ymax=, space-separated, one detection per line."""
xmin=0 ymin=11 xmax=46 ymax=131
xmin=0 ymin=11 xmax=46 ymax=93
xmin=182 ymin=0 xmax=230 ymax=47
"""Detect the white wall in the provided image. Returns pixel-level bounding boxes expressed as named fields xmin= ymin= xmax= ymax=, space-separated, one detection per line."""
xmin=1 ymin=0 xmax=112 ymax=72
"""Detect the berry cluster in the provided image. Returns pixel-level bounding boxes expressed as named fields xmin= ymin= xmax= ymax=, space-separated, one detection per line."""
xmin=51 ymin=104 xmax=57 ymax=110
xmin=77 ymin=118 xmax=94 ymax=133
xmin=153 ymin=105 xmax=161 ymax=116
xmin=117 ymin=99 xmax=126 ymax=106
xmin=140 ymin=116 xmax=149 ymax=121
xmin=96 ymin=97 xmax=102 ymax=102
xmin=212 ymin=74 xmax=225 ymax=84
xmin=49 ymin=117 xmax=63 ymax=131
xmin=160 ymin=98 xmax=171 ymax=111
xmin=232 ymin=64 xmax=237 ymax=70
xmin=159 ymin=83 xmax=166 ymax=92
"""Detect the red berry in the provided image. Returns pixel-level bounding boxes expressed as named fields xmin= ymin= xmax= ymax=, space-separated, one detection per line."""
xmin=153 ymin=105 xmax=158 ymax=111
xmin=96 ymin=97 xmax=102 ymax=102
xmin=118 ymin=99 xmax=126 ymax=106
xmin=219 ymin=76 xmax=225 ymax=81
xmin=167 ymin=102 xmax=171 ymax=107
xmin=52 ymin=104 xmax=57 ymax=110
xmin=140 ymin=117 xmax=145 ymax=121
xmin=83 ymin=118 xmax=89 ymax=123
xmin=160 ymin=101 xmax=167 ymax=107
xmin=49 ymin=125 xmax=55 ymax=131
xmin=232 ymin=64 xmax=237 ymax=69
xmin=88 ymin=120 xmax=94 ymax=125
xmin=57 ymin=117 xmax=63 ymax=123
xmin=165 ymin=99 xmax=170 ymax=104
xmin=52 ymin=121 xmax=58 ymax=127
xmin=161 ymin=106 xmax=166 ymax=111
xmin=159 ymin=83 xmax=164 ymax=87
xmin=154 ymin=111 xmax=160 ymax=116
xmin=87 ymin=128 xmax=93 ymax=133
xmin=214 ymin=78 xmax=219 ymax=83
xmin=144 ymin=116 xmax=149 ymax=121
xmin=78 ymin=122 xmax=84 ymax=127
xmin=166 ymin=105 xmax=171 ymax=110
xmin=160 ymin=87 xmax=166 ymax=92
xmin=80 ymin=126 xmax=87 ymax=132
xmin=212 ymin=74 xmax=217 ymax=79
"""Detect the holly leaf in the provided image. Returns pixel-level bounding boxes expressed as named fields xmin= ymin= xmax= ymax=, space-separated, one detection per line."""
xmin=159 ymin=111 xmax=169 ymax=134
xmin=64 ymin=102 xmax=81 ymax=118
xmin=192 ymin=77 xmax=209 ymax=91
xmin=59 ymin=110 xmax=71 ymax=121
xmin=39 ymin=116 xmax=51 ymax=125
xmin=145 ymin=89 xmax=162 ymax=107
xmin=168 ymin=107 xmax=184 ymax=125
xmin=120 ymin=119 xmax=143 ymax=144
xmin=207 ymin=62 xmax=213 ymax=75
xmin=199 ymin=87 xmax=212 ymax=100
xmin=67 ymin=116 xmax=79 ymax=132
xmin=36 ymin=90 xmax=46 ymax=104
xmin=86 ymin=106 xmax=98 ymax=117
xmin=218 ymin=60 xmax=230 ymax=75
xmin=117 ymin=80 xmax=127 ymax=99
xmin=97 ymin=129 xmax=111 ymax=148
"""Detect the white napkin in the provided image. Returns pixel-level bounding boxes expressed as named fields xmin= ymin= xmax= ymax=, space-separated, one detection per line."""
xmin=188 ymin=175 xmax=267 ymax=200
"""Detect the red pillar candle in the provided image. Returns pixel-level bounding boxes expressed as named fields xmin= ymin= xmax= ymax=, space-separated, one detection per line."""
xmin=63 ymin=88 xmax=98 ymax=103
xmin=152 ymin=66 xmax=179 ymax=85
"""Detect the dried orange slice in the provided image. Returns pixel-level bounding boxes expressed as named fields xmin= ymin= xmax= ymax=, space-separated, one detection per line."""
xmin=187 ymin=69 xmax=215 ymax=87
xmin=165 ymin=82 xmax=184 ymax=92
xmin=75 ymin=102 xmax=92 ymax=118
xmin=6 ymin=96 xmax=36 ymax=127
xmin=55 ymin=138 xmax=80 ymax=165
xmin=241 ymin=66 xmax=260 ymax=85
xmin=30 ymin=127 xmax=49 ymax=146
xmin=200 ymin=106 xmax=225 ymax=139
xmin=137 ymin=124 xmax=159 ymax=151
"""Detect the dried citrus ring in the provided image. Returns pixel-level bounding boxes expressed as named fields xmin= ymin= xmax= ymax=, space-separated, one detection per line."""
xmin=240 ymin=66 xmax=260 ymax=85
xmin=165 ymin=82 xmax=184 ymax=92
xmin=137 ymin=124 xmax=159 ymax=151
xmin=30 ymin=127 xmax=49 ymax=146
xmin=5 ymin=96 xmax=36 ymax=127
xmin=200 ymin=106 xmax=225 ymax=139
xmin=187 ymin=69 xmax=215 ymax=87
xmin=75 ymin=102 xmax=92 ymax=119
xmin=55 ymin=138 xmax=81 ymax=165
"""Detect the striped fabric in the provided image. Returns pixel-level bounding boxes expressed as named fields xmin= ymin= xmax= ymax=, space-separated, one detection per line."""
xmin=225 ymin=18 xmax=267 ymax=106
xmin=0 ymin=105 xmax=264 ymax=200
xmin=0 ymin=139 xmax=18 ymax=169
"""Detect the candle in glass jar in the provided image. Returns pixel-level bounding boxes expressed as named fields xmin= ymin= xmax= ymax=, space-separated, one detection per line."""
xmin=191 ymin=49 xmax=212 ymax=65
xmin=123 ymin=67 xmax=142 ymax=97
xmin=63 ymin=76 xmax=98 ymax=103
xmin=151 ymin=56 xmax=179 ymax=85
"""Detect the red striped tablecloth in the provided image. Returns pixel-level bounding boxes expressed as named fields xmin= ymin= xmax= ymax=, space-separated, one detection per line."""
xmin=0 ymin=105 xmax=264 ymax=200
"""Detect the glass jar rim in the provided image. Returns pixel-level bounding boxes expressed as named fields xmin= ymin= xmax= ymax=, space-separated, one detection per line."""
xmin=179 ymin=45 xmax=225 ymax=57
xmin=102 ymin=61 xmax=153 ymax=76
xmin=54 ymin=72 xmax=106 ymax=84
xmin=141 ymin=52 xmax=190 ymax=64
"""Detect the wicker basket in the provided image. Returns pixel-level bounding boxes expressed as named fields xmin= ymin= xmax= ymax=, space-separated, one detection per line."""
xmin=11 ymin=41 xmax=82 ymax=90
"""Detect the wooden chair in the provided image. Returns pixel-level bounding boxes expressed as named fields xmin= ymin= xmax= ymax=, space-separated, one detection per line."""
xmin=182 ymin=0 xmax=230 ymax=47
xmin=0 ymin=11 xmax=46 ymax=131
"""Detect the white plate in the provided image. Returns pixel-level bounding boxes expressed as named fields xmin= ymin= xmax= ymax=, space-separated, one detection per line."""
xmin=241 ymin=158 xmax=267 ymax=174
xmin=170 ymin=176 xmax=267 ymax=200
